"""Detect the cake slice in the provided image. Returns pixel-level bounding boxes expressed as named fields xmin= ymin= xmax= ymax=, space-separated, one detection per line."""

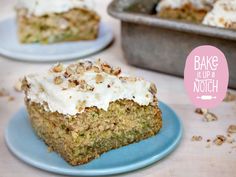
xmin=22 ymin=59 xmax=162 ymax=165
xmin=16 ymin=0 xmax=100 ymax=43
xmin=156 ymin=0 xmax=216 ymax=23
xmin=203 ymin=0 xmax=236 ymax=29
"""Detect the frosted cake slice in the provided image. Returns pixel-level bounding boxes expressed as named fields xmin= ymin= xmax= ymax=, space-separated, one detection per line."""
xmin=203 ymin=0 xmax=236 ymax=29
xmin=16 ymin=0 xmax=100 ymax=43
xmin=156 ymin=0 xmax=216 ymax=23
xmin=22 ymin=59 xmax=162 ymax=165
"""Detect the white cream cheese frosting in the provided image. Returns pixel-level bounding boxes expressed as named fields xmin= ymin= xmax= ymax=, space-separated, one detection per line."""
xmin=17 ymin=0 xmax=94 ymax=16
xmin=24 ymin=60 xmax=156 ymax=115
xmin=203 ymin=0 xmax=236 ymax=28
xmin=156 ymin=0 xmax=216 ymax=11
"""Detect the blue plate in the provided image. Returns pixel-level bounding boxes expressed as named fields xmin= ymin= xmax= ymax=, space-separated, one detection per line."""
xmin=0 ymin=18 xmax=113 ymax=62
xmin=4 ymin=101 xmax=182 ymax=176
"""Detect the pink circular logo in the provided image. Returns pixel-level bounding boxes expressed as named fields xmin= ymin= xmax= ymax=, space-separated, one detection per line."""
xmin=184 ymin=45 xmax=229 ymax=108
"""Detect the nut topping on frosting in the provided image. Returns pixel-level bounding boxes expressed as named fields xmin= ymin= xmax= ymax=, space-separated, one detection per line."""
xmin=95 ymin=74 xmax=104 ymax=84
xmin=24 ymin=59 xmax=158 ymax=115
xmin=54 ymin=76 xmax=63 ymax=85
xmin=149 ymin=83 xmax=157 ymax=94
xmin=52 ymin=63 xmax=63 ymax=73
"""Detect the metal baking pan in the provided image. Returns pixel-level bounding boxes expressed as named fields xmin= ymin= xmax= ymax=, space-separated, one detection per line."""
xmin=108 ymin=0 xmax=236 ymax=89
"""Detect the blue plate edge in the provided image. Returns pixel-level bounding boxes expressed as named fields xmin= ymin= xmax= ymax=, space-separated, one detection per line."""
xmin=4 ymin=101 xmax=183 ymax=176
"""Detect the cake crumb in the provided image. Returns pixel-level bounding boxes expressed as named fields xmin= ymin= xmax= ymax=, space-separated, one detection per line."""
xmin=223 ymin=91 xmax=236 ymax=102
xmin=227 ymin=125 xmax=236 ymax=134
xmin=14 ymin=79 xmax=23 ymax=92
xmin=149 ymin=83 xmax=157 ymax=94
xmin=203 ymin=112 xmax=218 ymax=122
xmin=195 ymin=108 xmax=208 ymax=115
xmin=191 ymin=136 xmax=202 ymax=141
xmin=213 ymin=135 xmax=226 ymax=146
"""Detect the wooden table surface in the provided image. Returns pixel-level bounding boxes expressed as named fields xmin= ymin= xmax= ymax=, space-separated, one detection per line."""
xmin=0 ymin=0 xmax=236 ymax=177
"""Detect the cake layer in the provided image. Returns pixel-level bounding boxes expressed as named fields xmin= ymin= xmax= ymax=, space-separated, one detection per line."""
xmin=203 ymin=0 xmax=236 ymax=29
xmin=24 ymin=60 xmax=157 ymax=115
xmin=25 ymin=99 xmax=162 ymax=165
xmin=17 ymin=8 xmax=100 ymax=43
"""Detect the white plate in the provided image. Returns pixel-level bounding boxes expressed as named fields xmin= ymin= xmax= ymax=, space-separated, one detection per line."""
xmin=0 ymin=18 xmax=113 ymax=62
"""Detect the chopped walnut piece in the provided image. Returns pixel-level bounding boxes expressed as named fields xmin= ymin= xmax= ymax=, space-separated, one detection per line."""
xmin=85 ymin=84 xmax=94 ymax=92
xmin=227 ymin=125 xmax=236 ymax=134
xmin=76 ymin=65 xmax=85 ymax=74
xmin=95 ymin=58 xmax=102 ymax=66
xmin=84 ymin=61 xmax=93 ymax=70
xmin=64 ymin=66 xmax=75 ymax=78
xmin=203 ymin=112 xmax=218 ymax=122
xmin=101 ymin=63 xmax=112 ymax=74
xmin=76 ymin=100 xmax=86 ymax=112
xmin=195 ymin=108 xmax=208 ymax=115
xmin=213 ymin=135 xmax=226 ymax=146
xmin=151 ymin=96 xmax=158 ymax=106
xmin=14 ymin=79 xmax=23 ymax=92
xmin=91 ymin=66 xmax=100 ymax=73
xmin=54 ymin=76 xmax=63 ymax=85
xmin=68 ymin=80 xmax=78 ymax=88
xmin=223 ymin=91 xmax=236 ymax=102
xmin=52 ymin=63 xmax=63 ymax=73
xmin=119 ymin=76 xmax=137 ymax=82
xmin=95 ymin=74 xmax=104 ymax=84
xmin=149 ymin=83 xmax=157 ymax=95
xmin=111 ymin=67 xmax=121 ymax=76
xmin=191 ymin=136 xmax=203 ymax=141
xmin=78 ymin=80 xmax=94 ymax=92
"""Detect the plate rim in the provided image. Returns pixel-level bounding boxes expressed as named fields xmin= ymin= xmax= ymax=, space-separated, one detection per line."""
xmin=0 ymin=17 xmax=114 ymax=62
xmin=4 ymin=101 xmax=183 ymax=176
